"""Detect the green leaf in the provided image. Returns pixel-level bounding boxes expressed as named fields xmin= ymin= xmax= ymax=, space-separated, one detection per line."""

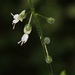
xmin=60 ymin=70 xmax=66 ymax=75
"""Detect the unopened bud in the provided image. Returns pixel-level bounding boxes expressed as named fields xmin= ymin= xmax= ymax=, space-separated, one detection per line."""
xmin=24 ymin=24 xmax=32 ymax=34
xmin=45 ymin=55 xmax=52 ymax=64
xmin=47 ymin=17 xmax=55 ymax=24
xmin=44 ymin=37 xmax=50 ymax=44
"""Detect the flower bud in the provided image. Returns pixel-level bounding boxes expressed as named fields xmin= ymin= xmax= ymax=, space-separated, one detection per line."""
xmin=44 ymin=37 xmax=50 ymax=44
xmin=24 ymin=24 xmax=32 ymax=34
xmin=45 ymin=55 xmax=52 ymax=64
xmin=47 ymin=17 xmax=55 ymax=24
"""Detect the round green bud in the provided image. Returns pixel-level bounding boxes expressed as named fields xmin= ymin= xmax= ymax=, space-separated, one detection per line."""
xmin=44 ymin=37 xmax=50 ymax=44
xmin=24 ymin=24 xmax=32 ymax=34
xmin=47 ymin=17 xmax=55 ymax=24
xmin=45 ymin=55 xmax=52 ymax=64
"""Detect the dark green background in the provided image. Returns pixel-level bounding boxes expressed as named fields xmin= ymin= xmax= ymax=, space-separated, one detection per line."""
xmin=0 ymin=0 xmax=75 ymax=75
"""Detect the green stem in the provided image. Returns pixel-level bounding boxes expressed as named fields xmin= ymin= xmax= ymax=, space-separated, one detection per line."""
xmin=28 ymin=12 xmax=33 ymax=24
xmin=28 ymin=0 xmax=47 ymax=60
xmin=28 ymin=0 xmax=53 ymax=75
xmin=29 ymin=0 xmax=48 ymax=61
xmin=36 ymin=13 xmax=47 ymax=19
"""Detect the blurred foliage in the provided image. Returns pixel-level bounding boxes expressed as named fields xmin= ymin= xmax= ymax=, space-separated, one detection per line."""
xmin=60 ymin=70 xmax=66 ymax=75
xmin=0 ymin=0 xmax=75 ymax=75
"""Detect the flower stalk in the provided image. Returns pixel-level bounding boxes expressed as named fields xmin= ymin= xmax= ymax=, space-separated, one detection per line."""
xmin=18 ymin=13 xmax=32 ymax=46
xmin=28 ymin=0 xmax=53 ymax=75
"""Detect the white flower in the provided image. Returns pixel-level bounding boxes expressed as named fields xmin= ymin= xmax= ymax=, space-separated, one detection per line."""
xmin=11 ymin=10 xmax=26 ymax=29
xmin=11 ymin=13 xmax=19 ymax=29
xmin=18 ymin=34 xmax=29 ymax=46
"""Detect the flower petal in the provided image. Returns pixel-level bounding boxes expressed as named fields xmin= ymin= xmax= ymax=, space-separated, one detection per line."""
xmin=18 ymin=34 xmax=29 ymax=45
xmin=13 ymin=19 xmax=19 ymax=24
xmin=21 ymin=34 xmax=29 ymax=43
xmin=13 ymin=14 xmax=19 ymax=19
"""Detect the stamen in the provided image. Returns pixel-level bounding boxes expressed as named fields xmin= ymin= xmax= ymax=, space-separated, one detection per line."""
xmin=18 ymin=41 xmax=21 ymax=44
xmin=11 ymin=13 xmax=14 ymax=16
xmin=21 ymin=42 xmax=23 ymax=46
xmin=13 ymin=24 xmax=16 ymax=29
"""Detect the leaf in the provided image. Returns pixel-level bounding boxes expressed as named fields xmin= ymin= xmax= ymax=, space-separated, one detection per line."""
xmin=60 ymin=70 xmax=66 ymax=75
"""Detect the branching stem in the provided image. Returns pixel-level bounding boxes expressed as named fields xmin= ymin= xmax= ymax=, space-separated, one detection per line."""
xmin=28 ymin=0 xmax=53 ymax=75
